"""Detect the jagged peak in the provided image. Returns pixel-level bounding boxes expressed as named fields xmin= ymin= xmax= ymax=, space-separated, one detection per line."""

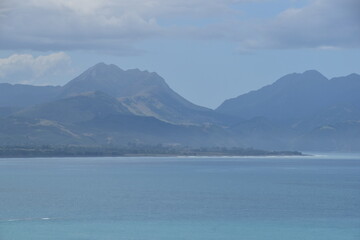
xmin=86 ymin=62 xmax=124 ymax=73
xmin=84 ymin=63 xmax=161 ymax=79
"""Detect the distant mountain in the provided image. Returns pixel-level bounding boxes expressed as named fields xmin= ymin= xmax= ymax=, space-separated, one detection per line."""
xmin=61 ymin=63 xmax=166 ymax=98
xmin=0 ymin=63 xmax=229 ymax=125
xmin=0 ymin=83 xmax=61 ymax=107
xmin=217 ymin=70 xmax=360 ymax=124
xmin=61 ymin=63 xmax=225 ymax=124
xmin=217 ymin=70 xmax=360 ymax=151
xmin=1 ymin=66 xmax=359 ymax=151
xmin=2 ymin=87 xmax=234 ymax=147
xmin=0 ymin=63 xmax=237 ymax=148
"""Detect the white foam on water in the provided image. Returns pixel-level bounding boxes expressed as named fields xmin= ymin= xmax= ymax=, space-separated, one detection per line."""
xmin=7 ymin=219 xmax=20 ymax=222
xmin=4 ymin=217 xmax=53 ymax=222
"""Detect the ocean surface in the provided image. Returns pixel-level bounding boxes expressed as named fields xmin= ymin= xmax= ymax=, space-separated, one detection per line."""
xmin=0 ymin=154 xmax=359 ymax=240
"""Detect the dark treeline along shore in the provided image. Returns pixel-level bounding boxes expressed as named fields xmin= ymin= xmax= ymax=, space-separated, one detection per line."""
xmin=0 ymin=63 xmax=359 ymax=156
xmin=0 ymin=145 xmax=302 ymax=158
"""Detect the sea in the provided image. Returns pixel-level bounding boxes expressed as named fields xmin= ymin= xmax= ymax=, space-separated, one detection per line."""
xmin=0 ymin=154 xmax=359 ymax=240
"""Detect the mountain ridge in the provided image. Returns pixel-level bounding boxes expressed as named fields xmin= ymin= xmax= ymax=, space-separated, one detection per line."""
xmin=217 ymin=70 xmax=360 ymax=123
xmin=216 ymin=70 xmax=360 ymax=151
xmin=60 ymin=63 xmax=221 ymax=124
xmin=0 ymin=64 xmax=359 ymax=151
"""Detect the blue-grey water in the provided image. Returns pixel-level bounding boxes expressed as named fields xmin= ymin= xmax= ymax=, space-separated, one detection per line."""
xmin=0 ymin=155 xmax=359 ymax=240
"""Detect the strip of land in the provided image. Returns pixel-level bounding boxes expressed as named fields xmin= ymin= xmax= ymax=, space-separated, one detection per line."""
xmin=0 ymin=145 xmax=303 ymax=158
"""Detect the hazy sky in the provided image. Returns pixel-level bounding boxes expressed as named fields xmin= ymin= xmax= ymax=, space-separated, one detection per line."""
xmin=0 ymin=0 xmax=359 ymax=108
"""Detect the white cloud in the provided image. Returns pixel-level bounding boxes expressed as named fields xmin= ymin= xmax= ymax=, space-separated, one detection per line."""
xmin=0 ymin=0 xmax=162 ymax=52
xmin=0 ymin=52 xmax=72 ymax=85
xmin=232 ymin=0 xmax=360 ymax=50
xmin=0 ymin=0 xmax=250 ymax=53
xmin=0 ymin=0 xmax=358 ymax=52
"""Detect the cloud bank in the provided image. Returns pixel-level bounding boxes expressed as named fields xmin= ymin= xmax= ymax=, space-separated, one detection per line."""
xmin=0 ymin=0 xmax=358 ymax=53
xmin=0 ymin=52 xmax=72 ymax=85
xmin=239 ymin=0 xmax=360 ymax=50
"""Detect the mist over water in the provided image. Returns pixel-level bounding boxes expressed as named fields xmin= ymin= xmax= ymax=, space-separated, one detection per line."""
xmin=0 ymin=156 xmax=359 ymax=240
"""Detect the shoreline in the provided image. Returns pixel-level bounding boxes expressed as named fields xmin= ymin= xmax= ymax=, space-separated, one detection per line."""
xmin=0 ymin=146 xmax=304 ymax=158
xmin=0 ymin=153 xmax=306 ymax=159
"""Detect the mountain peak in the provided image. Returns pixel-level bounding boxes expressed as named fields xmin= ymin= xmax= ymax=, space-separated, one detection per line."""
xmin=59 ymin=63 xmax=214 ymax=124
xmin=302 ymin=69 xmax=326 ymax=78
xmin=86 ymin=62 xmax=124 ymax=75
xmin=273 ymin=70 xmax=328 ymax=87
xmin=93 ymin=62 xmax=107 ymax=67
xmin=63 ymin=61 xmax=176 ymax=97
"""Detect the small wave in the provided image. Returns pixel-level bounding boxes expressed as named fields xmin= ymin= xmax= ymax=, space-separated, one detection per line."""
xmin=4 ymin=217 xmax=53 ymax=222
xmin=7 ymin=219 xmax=20 ymax=222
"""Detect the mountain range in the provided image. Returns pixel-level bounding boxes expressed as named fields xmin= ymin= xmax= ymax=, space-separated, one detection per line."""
xmin=0 ymin=63 xmax=359 ymax=151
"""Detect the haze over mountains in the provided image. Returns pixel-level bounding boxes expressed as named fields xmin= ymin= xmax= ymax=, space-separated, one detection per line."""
xmin=0 ymin=63 xmax=359 ymax=151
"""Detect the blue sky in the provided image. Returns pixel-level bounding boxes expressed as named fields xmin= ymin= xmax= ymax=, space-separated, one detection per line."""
xmin=0 ymin=0 xmax=359 ymax=108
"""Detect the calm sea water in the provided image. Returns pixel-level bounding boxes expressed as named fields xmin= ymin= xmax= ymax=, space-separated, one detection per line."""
xmin=0 ymin=155 xmax=359 ymax=240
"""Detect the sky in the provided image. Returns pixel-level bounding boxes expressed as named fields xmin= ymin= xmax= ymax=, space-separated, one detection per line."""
xmin=0 ymin=0 xmax=359 ymax=109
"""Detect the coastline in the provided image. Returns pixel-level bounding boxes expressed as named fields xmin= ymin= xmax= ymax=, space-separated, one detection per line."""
xmin=0 ymin=145 xmax=304 ymax=158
